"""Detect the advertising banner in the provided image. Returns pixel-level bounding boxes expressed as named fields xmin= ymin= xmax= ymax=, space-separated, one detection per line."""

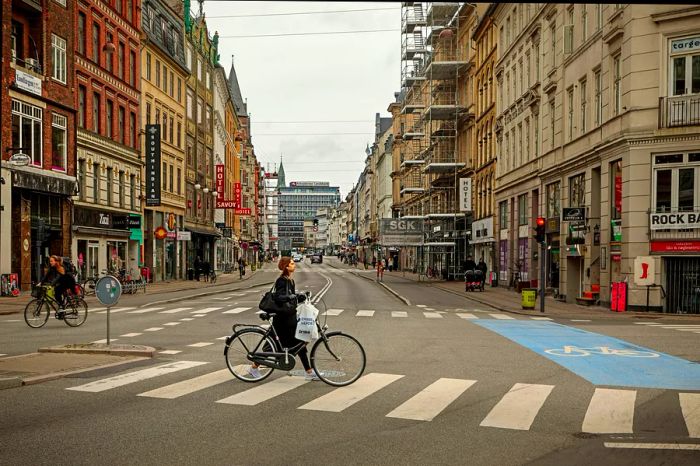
xmin=145 ymin=124 xmax=161 ymax=207
xmin=379 ymin=218 xmax=423 ymax=245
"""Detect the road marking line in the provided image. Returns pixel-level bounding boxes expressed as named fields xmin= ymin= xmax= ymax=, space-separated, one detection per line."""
xmin=213 ymin=297 xmax=232 ymax=301
xmin=95 ymin=307 xmax=136 ymax=314
xmin=2 ymin=320 xmax=22 ymax=323
xmin=216 ymin=336 xmax=229 ymax=340
xmin=163 ymin=322 xmax=181 ymax=326
xmin=217 ymin=376 xmax=309 ymax=406
xmin=604 ymin=442 xmax=700 ymax=451
xmin=144 ymin=327 xmax=164 ymax=332
xmin=222 ymin=307 xmax=252 ymax=314
xmin=480 ymin=383 xmax=554 ymax=430
xmin=582 ymin=388 xmax=636 ymax=433
xmin=0 ymin=354 xmax=6 ymax=357
xmin=138 ymin=369 xmax=232 ymax=399
xmin=424 ymin=308 xmax=436 ymax=311
xmin=531 ymin=317 xmax=553 ymax=321
xmin=159 ymin=307 xmax=192 ymax=314
xmin=190 ymin=307 xmax=222 ymax=314
xmin=228 ymin=293 xmax=246 ymax=297
xmin=356 ymin=310 xmax=375 ymax=317
xmin=457 ymin=313 xmax=478 ymax=319
xmin=423 ymin=312 xmax=443 ymax=319
xmin=571 ymin=319 xmax=591 ymax=322
xmin=91 ymin=339 xmax=118 ymax=344
xmin=91 ymin=307 xmax=105 ymax=312
xmin=386 ymin=378 xmax=476 ymax=421
xmin=128 ymin=307 xmax=165 ymax=314
xmin=187 ymin=342 xmax=214 ymax=348
xmin=179 ymin=318 xmax=194 ymax=321
xmin=490 ymin=314 xmax=515 ymax=320
xmin=679 ymin=393 xmax=700 ymax=438
xmin=298 ymin=373 xmax=404 ymax=412
xmin=193 ymin=315 xmax=206 ymax=317
xmin=159 ymin=350 xmax=182 ymax=355
xmin=392 ymin=311 xmax=407 ymax=318
xmin=416 ymin=305 xmax=428 ymax=308
xmin=322 ymin=309 xmax=344 ymax=316
xmin=671 ymin=328 xmax=700 ymax=332
xmin=66 ymin=361 xmax=207 ymax=392
xmin=119 ymin=333 xmax=142 ymax=337
xmin=656 ymin=325 xmax=700 ymax=328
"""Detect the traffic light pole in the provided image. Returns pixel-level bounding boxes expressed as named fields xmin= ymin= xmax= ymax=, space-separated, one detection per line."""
xmin=540 ymin=239 xmax=546 ymax=313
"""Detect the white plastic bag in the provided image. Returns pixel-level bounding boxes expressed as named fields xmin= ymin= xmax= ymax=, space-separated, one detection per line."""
xmin=295 ymin=301 xmax=319 ymax=342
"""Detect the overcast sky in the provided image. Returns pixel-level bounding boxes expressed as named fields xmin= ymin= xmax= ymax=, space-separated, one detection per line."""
xmin=201 ymin=1 xmax=401 ymax=199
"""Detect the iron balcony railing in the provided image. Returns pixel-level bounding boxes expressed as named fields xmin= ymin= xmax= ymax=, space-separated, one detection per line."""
xmin=659 ymin=95 xmax=700 ymax=128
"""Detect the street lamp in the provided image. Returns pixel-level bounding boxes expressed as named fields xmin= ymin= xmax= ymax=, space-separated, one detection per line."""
xmin=1 ymin=150 xmax=31 ymax=275
xmin=194 ymin=182 xmax=201 ymax=190
xmin=203 ymin=187 xmax=209 ymax=194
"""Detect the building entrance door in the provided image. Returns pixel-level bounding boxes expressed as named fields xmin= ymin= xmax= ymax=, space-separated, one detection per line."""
xmin=665 ymin=257 xmax=700 ymax=314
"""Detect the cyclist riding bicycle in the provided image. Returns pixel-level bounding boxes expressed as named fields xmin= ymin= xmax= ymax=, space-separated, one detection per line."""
xmin=252 ymin=256 xmax=319 ymax=381
xmin=40 ymin=255 xmax=76 ymax=315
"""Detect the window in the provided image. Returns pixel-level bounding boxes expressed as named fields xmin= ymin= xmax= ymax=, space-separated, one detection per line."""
xmin=51 ymin=35 xmax=67 ymax=83
xmin=582 ymin=5 xmax=588 ymax=42
xmin=106 ymin=100 xmax=113 ymax=138
xmin=78 ymin=85 xmax=86 ymax=127
xmin=78 ymin=159 xmax=86 ymax=201
xmin=499 ymin=201 xmax=508 ymax=228
xmin=177 ymin=168 xmax=182 ymax=195
xmin=564 ymin=8 xmax=574 ymax=54
xmin=567 ymin=87 xmax=574 ymax=141
xmin=206 ymin=70 xmax=211 ymax=89
xmin=156 ymin=59 xmax=161 ymax=87
xmin=506 ymin=17 xmax=511 ymax=47
xmin=613 ymin=55 xmax=621 ymax=115
xmin=670 ymin=43 xmax=700 ymax=96
xmin=653 ymin=152 xmax=700 ymax=213
xmin=130 ymin=112 xmax=136 ymax=148
xmin=597 ymin=4 xmax=603 ymax=30
xmin=115 ymin=0 xmax=122 ymax=14
xmin=197 ymin=58 xmax=201 ymax=81
xmin=155 ymin=108 xmax=160 ymax=129
xmin=518 ymin=194 xmax=528 ymax=225
xmin=610 ymin=160 xmax=622 ymax=220
xmin=163 ymin=63 xmax=168 ymax=91
xmin=525 ymin=52 xmax=531 ymax=88
xmin=92 ymin=23 xmax=100 ymax=64
xmin=126 ymin=1 xmax=133 ymax=23
xmin=118 ymin=106 xmax=125 ymax=144
xmin=118 ymin=42 xmax=125 ymax=80
xmin=546 ymin=182 xmax=560 ymax=218
xmin=169 ymin=163 xmax=174 ymax=193
xmin=78 ymin=13 xmax=86 ymax=54
xmin=51 ymin=113 xmax=67 ymax=170
xmin=569 ymin=173 xmax=585 ymax=207
xmin=169 ymin=116 xmax=174 ymax=144
xmin=162 ymin=111 xmax=167 ymax=142
xmin=162 ymin=162 xmax=167 ymax=190
xmin=594 ymin=69 xmax=602 ymax=126
xmin=105 ymin=32 xmax=113 ymax=73
xmin=93 ymin=163 xmax=100 ymax=202
xmin=119 ymin=171 xmax=125 ymax=208
xmin=549 ymin=100 xmax=556 ymax=147
xmin=524 ymin=118 xmax=530 ymax=160
xmin=550 ymin=23 xmax=556 ymax=69
xmin=130 ymin=174 xmax=136 ymax=210
xmin=177 ymin=121 xmax=182 ymax=147
xmin=129 ymin=50 xmax=136 ymax=86
xmin=185 ymin=46 xmax=192 ymax=70
xmin=197 ymin=97 xmax=204 ymax=125
xmin=534 ymin=44 xmax=540 ymax=81
xmin=178 ymin=78 xmax=182 ymax=103
xmin=146 ymin=52 xmax=151 ymax=81
xmin=186 ymin=89 xmax=194 ymax=119
xmin=170 ymin=71 xmax=174 ymax=97
xmin=206 ymin=105 xmax=212 ymax=131
xmin=146 ymin=102 xmax=151 ymax=125
xmin=107 ymin=167 xmax=113 ymax=205
xmin=92 ymin=92 xmax=101 ymax=134
xmin=580 ymin=79 xmax=587 ymax=134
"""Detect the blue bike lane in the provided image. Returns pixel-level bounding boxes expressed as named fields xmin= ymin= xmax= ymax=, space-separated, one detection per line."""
xmin=474 ymin=320 xmax=700 ymax=390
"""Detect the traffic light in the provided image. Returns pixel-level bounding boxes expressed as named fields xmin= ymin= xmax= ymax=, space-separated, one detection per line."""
xmin=313 ymin=219 xmax=318 ymax=227
xmin=534 ymin=217 xmax=546 ymax=244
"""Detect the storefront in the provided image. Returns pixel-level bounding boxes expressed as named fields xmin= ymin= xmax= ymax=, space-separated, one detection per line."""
xmin=185 ymin=224 xmax=220 ymax=271
xmin=471 ymin=217 xmax=494 ymax=284
xmin=144 ymin=210 xmax=183 ymax=282
xmin=651 ymin=241 xmax=700 ymax=314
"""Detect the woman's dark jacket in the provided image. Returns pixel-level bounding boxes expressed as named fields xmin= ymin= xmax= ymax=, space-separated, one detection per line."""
xmin=42 ymin=266 xmax=75 ymax=288
xmin=271 ymin=275 xmax=306 ymax=345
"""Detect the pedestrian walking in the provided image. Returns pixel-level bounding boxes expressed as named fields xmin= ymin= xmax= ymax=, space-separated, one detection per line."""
xmin=238 ymin=257 xmax=246 ymax=279
xmin=371 ymin=256 xmax=377 ymax=269
xmin=476 ymin=258 xmax=488 ymax=291
xmin=376 ymin=260 xmax=384 ymax=282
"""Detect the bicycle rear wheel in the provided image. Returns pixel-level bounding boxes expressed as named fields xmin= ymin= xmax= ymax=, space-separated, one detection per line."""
xmin=224 ymin=328 xmax=276 ymax=382
xmin=64 ymin=298 xmax=88 ymax=327
xmin=311 ymin=332 xmax=366 ymax=386
xmin=83 ymin=279 xmax=96 ymax=296
xmin=24 ymin=299 xmax=50 ymax=328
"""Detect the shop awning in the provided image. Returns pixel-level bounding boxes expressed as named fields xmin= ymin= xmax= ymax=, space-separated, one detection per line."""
xmin=185 ymin=224 xmax=221 ymax=237
xmin=72 ymin=226 xmax=131 ymax=239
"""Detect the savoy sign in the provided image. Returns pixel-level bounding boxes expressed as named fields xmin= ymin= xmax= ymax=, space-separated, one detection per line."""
xmin=650 ymin=211 xmax=700 ymax=230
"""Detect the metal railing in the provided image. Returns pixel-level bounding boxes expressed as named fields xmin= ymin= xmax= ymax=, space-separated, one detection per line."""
xmin=659 ymin=95 xmax=700 ymax=128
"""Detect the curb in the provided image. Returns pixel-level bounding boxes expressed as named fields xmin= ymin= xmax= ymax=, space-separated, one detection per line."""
xmin=0 ymin=377 xmax=22 ymax=389
xmin=38 ymin=344 xmax=157 ymax=357
xmin=21 ymin=356 xmax=152 ymax=386
xmin=326 ymin=261 xmax=410 ymax=306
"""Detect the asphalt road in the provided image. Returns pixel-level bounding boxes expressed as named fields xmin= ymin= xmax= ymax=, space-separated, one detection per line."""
xmin=0 ymin=257 xmax=699 ymax=465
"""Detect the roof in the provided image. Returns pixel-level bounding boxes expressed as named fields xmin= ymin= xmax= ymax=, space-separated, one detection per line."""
xmin=228 ymin=61 xmax=247 ymax=116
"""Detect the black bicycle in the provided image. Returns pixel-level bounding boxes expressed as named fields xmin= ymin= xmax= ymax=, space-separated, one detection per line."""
xmin=224 ymin=295 xmax=366 ymax=387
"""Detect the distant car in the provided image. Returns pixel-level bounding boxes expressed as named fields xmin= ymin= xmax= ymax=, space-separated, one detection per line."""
xmin=292 ymin=253 xmax=303 ymax=262
xmin=311 ymin=253 xmax=323 ymax=264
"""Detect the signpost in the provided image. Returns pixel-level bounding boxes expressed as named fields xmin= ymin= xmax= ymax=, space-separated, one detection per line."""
xmin=95 ymin=275 xmax=122 ymax=345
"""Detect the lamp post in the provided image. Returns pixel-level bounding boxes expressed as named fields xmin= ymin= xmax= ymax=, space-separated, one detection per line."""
xmin=1 ymin=151 xmax=31 ymax=275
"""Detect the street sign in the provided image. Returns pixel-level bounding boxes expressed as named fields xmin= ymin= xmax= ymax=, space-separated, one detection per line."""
xmin=562 ymin=207 xmax=586 ymax=222
xmin=95 ymin=275 xmax=122 ymax=346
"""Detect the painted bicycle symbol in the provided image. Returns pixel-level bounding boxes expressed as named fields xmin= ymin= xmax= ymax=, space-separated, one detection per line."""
xmin=544 ymin=346 xmax=660 ymax=358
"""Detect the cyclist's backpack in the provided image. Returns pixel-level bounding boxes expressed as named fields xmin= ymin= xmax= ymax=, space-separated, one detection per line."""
xmin=62 ymin=257 xmax=77 ymax=276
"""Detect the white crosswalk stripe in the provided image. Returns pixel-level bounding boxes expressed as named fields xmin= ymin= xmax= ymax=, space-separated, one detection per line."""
xmin=138 ymin=370 xmax=232 ymax=399
xmin=322 ymin=309 xmax=344 ymax=316
xmin=159 ymin=350 xmax=182 ymax=355
xmin=490 ymin=314 xmax=515 ymax=320
xmin=66 ymin=361 xmax=207 ymax=392
xmin=187 ymin=342 xmax=214 ymax=348
xmin=387 ymin=378 xmax=476 ymax=421
xmin=190 ymin=307 xmax=222 ymax=314
xmin=222 ymin=307 xmax=252 ymax=314
xmin=128 ymin=307 xmax=165 ymax=314
xmin=423 ymin=312 xmax=442 ymax=319
xmin=356 ymin=310 xmax=375 ymax=317
xmin=392 ymin=311 xmax=407 ymax=318
xmin=95 ymin=307 xmax=136 ymax=314
xmin=457 ymin=313 xmax=478 ymax=319
xmin=158 ymin=307 xmax=192 ymax=314
xmin=530 ymin=317 xmax=552 ymax=321
xmin=679 ymin=393 xmax=700 ymax=438
xmin=217 ymin=376 xmax=309 ymax=406
xmin=144 ymin=327 xmax=164 ymax=332
xmin=120 ymin=333 xmax=142 ymax=337
xmin=213 ymin=296 xmax=233 ymax=301
xmin=163 ymin=322 xmax=181 ymax=326
xmin=480 ymin=383 xmax=554 ymax=430
xmin=91 ymin=339 xmax=118 ymax=344
xmin=582 ymin=388 xmax=636 ymax=433
xmin=298 ymin=373 xmax=403 ymax=412
xmin=180 ymin=318 xmax=194 ymax=321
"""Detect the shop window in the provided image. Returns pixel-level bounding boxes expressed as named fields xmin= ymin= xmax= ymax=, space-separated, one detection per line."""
xmin=11 ymin=100 xmax=43 ymax=167
xmin=51 ymin=113 xmax=67 ymax=171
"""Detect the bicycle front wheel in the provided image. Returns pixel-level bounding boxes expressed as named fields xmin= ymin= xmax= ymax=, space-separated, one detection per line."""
xmin=311 ymin=332 xmax=366 ymax=386
xmin=24 ymin=299 xmax=50 ymax=328
xmin=64 ymin=298 xmax=88 ymax=327
xmin=225 ymin=328 xmax=276 ymax=382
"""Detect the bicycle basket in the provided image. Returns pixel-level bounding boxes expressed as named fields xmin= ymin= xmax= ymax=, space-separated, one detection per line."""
xmin=31 ymin=286 xmax=48 ymax=299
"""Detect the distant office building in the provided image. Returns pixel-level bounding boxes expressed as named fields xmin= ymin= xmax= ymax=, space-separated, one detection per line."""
xmin=278 ymin=181 xmax=340 ymax=249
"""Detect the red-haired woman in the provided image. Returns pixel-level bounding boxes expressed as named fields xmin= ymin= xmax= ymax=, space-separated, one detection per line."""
xmin=40 ymin=255 xmax=75 ymax=314
xmin=251 ymin=256 xmax=319 ymax=381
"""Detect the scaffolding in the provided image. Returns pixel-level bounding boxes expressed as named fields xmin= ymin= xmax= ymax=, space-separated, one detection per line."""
xmin=399 ymin=2 xmax=472 ymax=280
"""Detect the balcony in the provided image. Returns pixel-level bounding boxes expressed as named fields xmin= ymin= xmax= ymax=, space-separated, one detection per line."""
xmin=659 ymin=95 xmax=700 ymax=129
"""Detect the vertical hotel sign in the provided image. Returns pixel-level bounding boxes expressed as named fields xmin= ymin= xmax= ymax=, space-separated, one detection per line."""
xmin=145 ymin=124 xmax=161 ymax=206
xmin=459 ymin=178 xmax=472 ymax=212
xmin=215 ymin=164 xmax=225 ymax=203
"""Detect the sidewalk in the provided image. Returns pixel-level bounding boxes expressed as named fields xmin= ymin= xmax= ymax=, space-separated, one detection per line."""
xmin=0 ymin=264 xmax=271 ymax=315
xmin=327 ymin=257 xmax=697 ymax=321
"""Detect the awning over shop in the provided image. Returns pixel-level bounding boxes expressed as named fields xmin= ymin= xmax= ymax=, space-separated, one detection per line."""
xmin=72 ymin=226 xmax=131 ymax=239
xmin=185 ymin=224 xmax=221 ymax=237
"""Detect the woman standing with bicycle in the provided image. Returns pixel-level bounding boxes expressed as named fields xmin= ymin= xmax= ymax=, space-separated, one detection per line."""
xmin=250 ymin=256 xmax=319 ymax=381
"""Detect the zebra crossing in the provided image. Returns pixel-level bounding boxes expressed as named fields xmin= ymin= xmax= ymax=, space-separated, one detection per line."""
xmin=62 ymin=361 xmax=700 ymax=436
xmin=635 ymin=322 xmax=700 ymax=335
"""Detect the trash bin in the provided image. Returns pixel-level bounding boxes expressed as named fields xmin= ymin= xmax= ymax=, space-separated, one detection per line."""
xmin=521 ymin=288 xmax=537 ymax=310
xmin=187 ymin=268 xmax=194 ymax=280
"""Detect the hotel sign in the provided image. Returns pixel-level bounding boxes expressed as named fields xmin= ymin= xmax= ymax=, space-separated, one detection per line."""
xmin=145 ymin=125 xmax=161 ymax=206
xmin=649 ymin=211 xmax=700 ymax=230
xmin=459 ymin=178 xmax=472 ymax=212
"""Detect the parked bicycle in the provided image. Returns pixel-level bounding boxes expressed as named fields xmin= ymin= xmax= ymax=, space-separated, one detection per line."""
xmin=24 ymin=284 xmax=88 ymax=328
xmin=224 ymin=293 xmax=366 ymax=386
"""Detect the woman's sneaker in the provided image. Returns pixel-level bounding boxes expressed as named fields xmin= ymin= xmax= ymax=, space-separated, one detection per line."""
xmin=247 ymin=366 xmax=262 ymax=379
xmin=305 ymin=369 xmax=320 ymax=381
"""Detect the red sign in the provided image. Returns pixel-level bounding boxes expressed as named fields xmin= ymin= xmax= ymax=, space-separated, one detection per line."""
xmin=611 ymin=282 xmax=627 ymax=312
xmin=241 ymin=242 xmax=249 ymax=250
xmin=216 ymin=200 xmax=237 ymax=208
xmin=234 ymin=182 xmax=242 ymax=208
xmin=154 ymin=226 xmax=167 ymax=240
xmin=234 ymin=208 xmax=252 ymax=215
xmin=215 ymin=164 xmax=225 ymax=201
xmin=650 ymin=241 xmax=700 ymax=253
xmin=614 ymin=173 xmax=622 ymax=214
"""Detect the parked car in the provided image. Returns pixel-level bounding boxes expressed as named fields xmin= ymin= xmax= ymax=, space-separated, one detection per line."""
xmin=311 ymin=253 xmax=323 ymax=264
